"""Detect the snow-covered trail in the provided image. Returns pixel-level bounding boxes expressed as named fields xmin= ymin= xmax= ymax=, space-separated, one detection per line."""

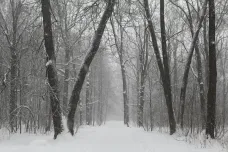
xmin=0 ymin=121 xmax=224 ymax=152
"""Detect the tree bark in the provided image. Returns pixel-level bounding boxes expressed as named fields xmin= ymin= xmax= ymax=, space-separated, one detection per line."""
xmin=206 ymin=0 xmax=216 ymax=139
xmin=137 ymin=27 xmax=149 ymax=127
xmin=144 ymin=0 xmax=176 ymax=134
xmin=9 ymin=0 xmax=22 ymax=132
xmin=67 ymin=0 xmax=115 ymax=135
xmin=110 ymin=15 xmax=129 ymax=126
xmin=55 ymin=0 xmax=71 ymax=115
xmin=86 ymin=76 xmax=92 ymax=125
xmin=120 ymin=36 xmax=129 ymax=127
xmin=41 ymin=0 xmax=63 ymax=139
xmin=9 ymin=47 xmax=17 ymax=132
xmin=195 ymin=47 xmax=206 ymax=130
xmin=63 ymin=49 xmax=70 ymax=115
xmin=179 ymin=0 xmax=208 ymax=129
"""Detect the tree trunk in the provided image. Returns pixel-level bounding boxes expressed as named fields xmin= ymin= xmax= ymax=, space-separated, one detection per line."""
xmin=67 ymin=0 xmax=115 ymax=135
xmin=173 ymin=42 xmax=178 ymax=117
xmin=179 ymin=0 xmax=208 ymax=129
xmin=120 ymin=40 xmax=129 ymax=127
xmin=9 ymin=0 xmax=21 ymax=133
xmin=86 ymin=76 xmax=91 ymax=125
xmin=137 ymin=29 xmax=149 ymax=127
xmin=160 ymin=0 xmax=176 ymax=134
xmin=110 ymin=15 xmax=129 ymax=127
xmin=9 ymin=47 xmax=17 ymax=132
xmin=195 ymin=47 xmax=206 ymax=130
xmin=41 ymin=0 xmax=63 ymax=139
xmin=55 ymin=0 xmax=71 ymax=116
xmin=206 ymin=0 xmax=216 ymax=139
xmin=203 ymin=19 xmax=209 ymax=96
xmin=63 ymin=49 xmax=70 ymax=115
xmin=184 ymin=0 xmax=206 ymax=130
xmin=144 ymin=0 xmax=176 ymax=134
xmin=138 ymin=78 xmax=145 ymax=127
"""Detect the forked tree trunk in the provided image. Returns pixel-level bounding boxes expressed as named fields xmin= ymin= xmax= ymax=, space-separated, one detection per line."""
xmin=143 ymin=0 xmax=176 ymax=134
xmin=160 ymin=0 xmax=176 ymax=134
xmin=41 ymin=0 xmax=63 ymax=139
xmin=179 ymin=0 xmax=208 ymax=129
xmin=206 ymin=0 xmax=216 ymax=139
xmin=67 ymin=0 xmax=115 ymax=135
xmin=144 ymin=0 xmax=176 ymax=134
xmin=184 ymin=0 xmax=206 ymax=130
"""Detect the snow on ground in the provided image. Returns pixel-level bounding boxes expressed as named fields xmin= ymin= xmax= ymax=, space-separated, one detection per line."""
xmin=0 ymin=121 xmax=225 ymax=152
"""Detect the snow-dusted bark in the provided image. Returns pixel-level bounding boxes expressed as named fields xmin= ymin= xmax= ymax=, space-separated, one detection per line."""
xmin=179 ymin=0 xmax=208 ymax=129
xmin=144 ymin=0 xmax=176 ymax=134
xmin=9 ymin=1 xmax=22 ymax=132
xmin=67 ymin=0 xmax=115 ymax=135
xmin=137 ymin=29 xmax=149 ymax=128
xmin=86 ymin=76 xmax=92 ymax=125
xmin=41 ymin=0 xmax=63 ymax=139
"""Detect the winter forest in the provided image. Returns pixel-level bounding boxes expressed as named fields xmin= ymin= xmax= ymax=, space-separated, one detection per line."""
xmin=0 ymin=0 xmax=226 ymax=151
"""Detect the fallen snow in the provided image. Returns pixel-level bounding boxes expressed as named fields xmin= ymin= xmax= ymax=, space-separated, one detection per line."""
xmin=0 ymin=121 xmax=225 ymax=152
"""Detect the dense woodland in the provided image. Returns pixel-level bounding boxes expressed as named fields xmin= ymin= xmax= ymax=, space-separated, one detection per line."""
xmin=0 ymin=0 xmax=224 ymax=140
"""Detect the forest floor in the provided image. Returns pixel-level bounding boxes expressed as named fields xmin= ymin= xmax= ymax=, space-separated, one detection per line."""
xmin=0 ymin=121 xmax=225 ymax=152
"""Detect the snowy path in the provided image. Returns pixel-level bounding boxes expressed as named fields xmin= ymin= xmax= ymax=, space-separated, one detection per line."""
xmin=0 ymin=121 xmax=224 ymax=152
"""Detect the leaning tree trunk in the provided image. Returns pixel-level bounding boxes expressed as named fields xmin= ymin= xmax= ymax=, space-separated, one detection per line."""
xmin=110 ymin=16 xmax=129 ymax=127
xmin=179 ymin=0 xmax=208 ymax=129
xmin=41 ymin=0 xmax=63 ymax=139
xmin=144 ymin=0 xmax=176 ymax=134
xmin=160 ymin=0 xmax=176 ymax=134
xmin=67 ymin=0 xmax=115 ymax=135
xmin=206 ymin=0 xmax=216 ymax=139
xmin=185 ymin=0 xmax=206 ymax=130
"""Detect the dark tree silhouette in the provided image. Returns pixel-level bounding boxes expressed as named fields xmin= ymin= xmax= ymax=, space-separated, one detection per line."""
xmin=206 ymin=0 xmax=217 ymax=139
xmin=143 ymin=0 xmax=176 ymax=134
xmin=179 ymin=0 xmax=208 ymax=129
xmin=67 ymin=0 xmax=115 ymax=135
xmin=41 ymin=0 xmax=63 ymax=139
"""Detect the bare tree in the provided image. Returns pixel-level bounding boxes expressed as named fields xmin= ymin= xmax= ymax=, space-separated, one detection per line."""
xmin=110 ymin=12 xmax=129 ymax=126
xmin=143 ymin=0 xmax=176 ymax=134
xmin=67 ymin=0 xmax=115 ymax=135
xmin=206 ymin=0 xmax=216 ymax=139
xmin=176 ymin=0 xmax=208 ymax=129
xmin=41 ymin=0 xmax=63 ymax=139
